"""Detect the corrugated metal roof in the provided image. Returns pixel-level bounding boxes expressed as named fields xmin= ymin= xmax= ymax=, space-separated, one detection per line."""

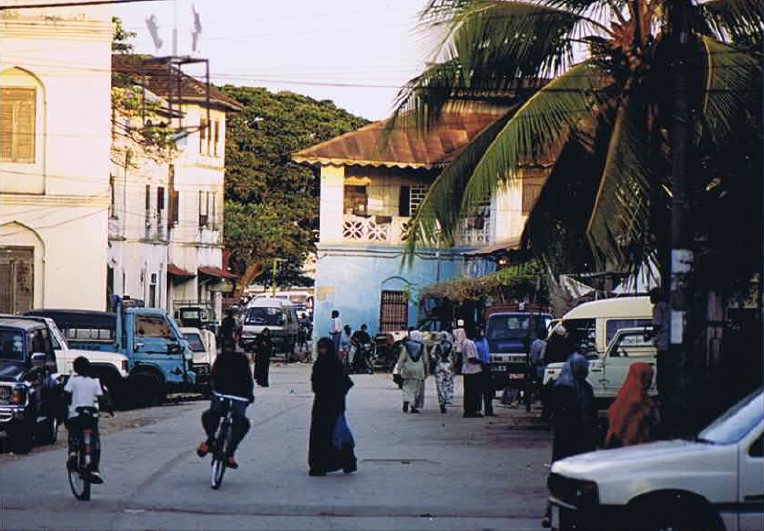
xmin=293 ymin=110 xmax=507 ymax=169
xmin=112 ymin=54 xmax=243 ymax=112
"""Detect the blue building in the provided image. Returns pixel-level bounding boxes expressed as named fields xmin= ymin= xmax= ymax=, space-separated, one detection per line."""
xmin=294 ymin=109 xmax=546 ymax=338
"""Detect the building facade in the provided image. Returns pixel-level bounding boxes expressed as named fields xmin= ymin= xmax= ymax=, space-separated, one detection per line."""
xmin=294 ymin=110 xmax=547 ymax=337
xmin=0 ymin=2 xmax=112 ymax=312
xmin=109 ymin=55 xmax=241 ymax=320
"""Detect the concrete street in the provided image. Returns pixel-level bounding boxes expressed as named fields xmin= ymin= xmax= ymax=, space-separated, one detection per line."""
xmin=1 ymin=365 xmax=551 ymax=530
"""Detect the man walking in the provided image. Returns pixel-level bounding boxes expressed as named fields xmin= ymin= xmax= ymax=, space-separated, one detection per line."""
xmin=649 ymin=288 xmax=670 ymax=397
xmin=475 ymin=328 xmax=494 ymax=416
xmin=330 ymin=310 xmax=343 ymax=353
xmin=452 ymin=319 xmax=466 ymax=375
xmin=461 ymin=329 xmax=483 ymax=418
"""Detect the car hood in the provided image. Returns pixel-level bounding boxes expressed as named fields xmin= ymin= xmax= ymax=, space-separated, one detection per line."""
xmin=0 ymin=360 xmax=25 ymax=382
xmin=66 ymin=348 xmax=127 ymax=362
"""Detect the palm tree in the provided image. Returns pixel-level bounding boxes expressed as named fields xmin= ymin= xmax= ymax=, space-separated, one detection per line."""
xmin=394 ymin=0 xmax=762 ymax=275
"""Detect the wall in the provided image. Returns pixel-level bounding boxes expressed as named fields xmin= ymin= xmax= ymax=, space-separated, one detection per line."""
xmin=0 ymin=4 xmax=111 ymax=311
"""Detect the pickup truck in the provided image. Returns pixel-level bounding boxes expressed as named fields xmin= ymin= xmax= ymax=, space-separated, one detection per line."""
xmin=28 ymin=297 xmax=195 ymax=407
xmin=543 ymin=328 xmax=656 ymax=409
xmin=2 ymin=314 xmax=129 ymax=402
xmin=548 ymin=388 xmax=763 ymax=531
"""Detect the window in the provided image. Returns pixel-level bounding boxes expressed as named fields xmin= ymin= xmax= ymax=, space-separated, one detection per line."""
xmin=522 ymin=183 xmax=543 ymax=214
xmin=169 ymin=190 xmax=180 ymax=227
xmin=750 ymin=435 xmax=763 ymax=458
xmin=0 ymin=247 xmax=34 ymax=315
xmin=212 ymin=120 xmax=220 ymax=156
xmin=1 ymin=87 xmax=36 ymax=163
xmin=344 ymin=185 xmax=368 ymax=215
xmin=134 ymin=315 xmax=172 ymax=339
xmin=198 ymin=190 xmax=209 ymax=228
xmin=605 ymin=319 xmax=652 ymax=345
xmin=199 ymin=118 xmax=208 ymax=154
xmin=379 ymin=290 xmax=408 ymax=332
xmin=144 ymin=185 xmax=151 ymax=227
xmin=399 ymin=186 xmax=411 ymax=217
xmin=211 ymin=192 xmax=217 ymax=229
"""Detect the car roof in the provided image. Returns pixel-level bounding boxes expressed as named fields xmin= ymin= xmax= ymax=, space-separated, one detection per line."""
xmin=0 ymin=317 xmax=47 ymax=331
xmin=179 ymin=327 xmax=202 ymax=334
xmin=562 ymin=296 xmax=652 ymax=320
xmin=248 ymin=298 xmax=294 ymax=308
xmin=26 ymin=309 xmax=116 ymax=329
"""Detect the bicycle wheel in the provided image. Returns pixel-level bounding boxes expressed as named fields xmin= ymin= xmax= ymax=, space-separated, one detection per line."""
xmin=210 ymin=423 xmax=230 ymax=490
xmin=68 ymin=459 xmax=91 ymax=501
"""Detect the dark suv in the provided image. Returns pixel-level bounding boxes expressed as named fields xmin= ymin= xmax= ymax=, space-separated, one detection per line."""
xmin=0 ymin=318 xmax=62 ymax=453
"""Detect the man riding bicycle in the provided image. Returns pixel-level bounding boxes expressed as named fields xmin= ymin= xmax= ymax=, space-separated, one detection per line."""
xmin=65 ymin=357 xmax=107 ymax=484
xmin=197 ymin=344 xmax=254 ymax=469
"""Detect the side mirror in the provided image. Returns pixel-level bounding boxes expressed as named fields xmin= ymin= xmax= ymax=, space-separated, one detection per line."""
xmin=30 ymin=352 xmax=46 ymax=368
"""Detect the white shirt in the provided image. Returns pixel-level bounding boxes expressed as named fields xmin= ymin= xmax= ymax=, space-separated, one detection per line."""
xmin=331 ymin=317 xmax=343 ymax=334
xmin=530 ymin=338 xmax=547 ymax=364
xmin=64 ymin=374 xmax=103 ymax=418
xmin=461 ymin=339 xmax=482 ymax=375
xmin=452 ymin=328 xmax=466 ymax=353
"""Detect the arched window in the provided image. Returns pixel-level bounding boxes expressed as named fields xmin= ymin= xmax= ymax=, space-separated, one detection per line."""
xmin=1 ymin=67 xmax=43 ymax=164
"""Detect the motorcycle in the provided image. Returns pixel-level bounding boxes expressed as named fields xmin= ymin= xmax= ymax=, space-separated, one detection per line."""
xmin=351 ymin=342 xmax=375 ymax=374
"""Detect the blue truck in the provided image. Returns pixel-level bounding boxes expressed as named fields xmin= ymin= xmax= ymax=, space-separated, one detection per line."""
xmin=28 ymin=297 xmax=195 ymax=407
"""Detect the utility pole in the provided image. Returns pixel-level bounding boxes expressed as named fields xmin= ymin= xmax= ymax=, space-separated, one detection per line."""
xmin=668 ymin=0 xmax=695 ymax=435
xmin=271 ymin=258 xmax=286 ymax=297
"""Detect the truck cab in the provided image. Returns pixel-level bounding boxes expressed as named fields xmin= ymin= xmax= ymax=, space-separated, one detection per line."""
xmin=484 ymin=308 xmax=552 ymax=389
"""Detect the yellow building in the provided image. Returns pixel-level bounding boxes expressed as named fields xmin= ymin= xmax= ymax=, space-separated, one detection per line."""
xmin=0 ymin=2 xmax=112 ymax=312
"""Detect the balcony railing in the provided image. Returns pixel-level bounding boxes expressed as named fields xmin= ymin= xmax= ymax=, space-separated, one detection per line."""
xmin=341 ymin=214 xmax=494 ymax=247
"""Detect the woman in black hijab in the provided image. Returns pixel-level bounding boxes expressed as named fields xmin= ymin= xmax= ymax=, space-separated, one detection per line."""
xmin=253 ymin=328 xmax=273 ymax=387
xmin=308 ymin=337 xmax=357 ymax=476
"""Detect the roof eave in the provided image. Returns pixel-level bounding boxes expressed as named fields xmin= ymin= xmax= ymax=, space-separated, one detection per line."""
xmin=292 ymin=155 xmax=436 ymax=170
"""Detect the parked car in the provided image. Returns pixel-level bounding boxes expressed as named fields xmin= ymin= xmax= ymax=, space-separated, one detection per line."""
xmin=544 ymin=328 xmax=656 ymax=409
xmin=180 ymin=327 xmax=217 ymax=395
xmin=241 ymin=298 xmax=299 ymax=357
xmin=0 ymin=318 xmax=62 ymax=453
xmin=5 ymin=314 xmax=129 ymax=402
xmin=28 ymin=296 xmax=195 ymax=408
xmin=548 ymin=388 xmax=764 ymax=531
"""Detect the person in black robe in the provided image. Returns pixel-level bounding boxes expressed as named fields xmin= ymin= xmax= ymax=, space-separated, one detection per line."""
xmin=253 ymin=328 xmax=273 ymax=387
xmin=308 ymin=337 xmax=357 ymax=476
xmin=551 ymin=353 xmax=597 ymax=462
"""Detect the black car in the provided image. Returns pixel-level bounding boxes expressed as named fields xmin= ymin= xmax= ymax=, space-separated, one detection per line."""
xmin=0 ymin=318 xmax=62 ymax=453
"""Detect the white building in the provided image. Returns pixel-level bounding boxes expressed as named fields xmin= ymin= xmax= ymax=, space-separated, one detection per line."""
xmin=0 ymin=2 xmax=112 ymax=313
xmin=109 ymin=55 xmax=241 ymax=319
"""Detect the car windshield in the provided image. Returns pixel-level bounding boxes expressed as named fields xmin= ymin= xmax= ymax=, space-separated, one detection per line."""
xmin=697 ymin=390 xmax=763 ymax=445
xmin=182 ymin=333 xmax=205 ymax=352
xmin=0 ymin=329 xmax=26 ymax=360
xmin=245 ymin=307 xmax=283 ymax=326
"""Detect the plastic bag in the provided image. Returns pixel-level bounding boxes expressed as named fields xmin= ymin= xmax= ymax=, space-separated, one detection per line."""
xmin=332 ymin=413 xmax=355 ymax=450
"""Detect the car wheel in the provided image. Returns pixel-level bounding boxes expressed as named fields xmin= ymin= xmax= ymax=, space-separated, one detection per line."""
xmin=36 ymin=415 xmax=59 ymax=445
xmin=10 ymin=423 xmax=34 ymax=454
xmin=129 ymin=372 xmax=165 ymax=408
xmin=633 ymin=495 xmax=722 ymax=531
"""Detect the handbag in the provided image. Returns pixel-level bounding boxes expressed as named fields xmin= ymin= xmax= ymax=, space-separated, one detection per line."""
xmin=332 ymin=413 xmax=355 ymax=450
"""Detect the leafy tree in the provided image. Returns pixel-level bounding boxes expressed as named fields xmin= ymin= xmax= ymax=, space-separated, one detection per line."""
xmin=112 ymin=16 xmax=136 ymax=54
xmin=220 ymin=86 xmax=368 ymax=296
xmin=392 ymin=0 xmax=762 ymax=288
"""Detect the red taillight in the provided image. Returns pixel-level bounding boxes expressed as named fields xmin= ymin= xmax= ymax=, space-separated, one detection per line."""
xmin=10 ymin=389 xmax=24 ymax=405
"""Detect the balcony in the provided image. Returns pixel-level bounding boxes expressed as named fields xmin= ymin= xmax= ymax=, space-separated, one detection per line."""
xmin=341 ymin=214 xmax=493 ymax=247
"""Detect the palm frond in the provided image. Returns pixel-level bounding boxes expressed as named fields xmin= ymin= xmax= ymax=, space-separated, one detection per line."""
xmin=697 ymin=0 xmax=764 ymax=45
xmin=585 ymin=94 xmax=651 ymax=268
xmin=699 ymin=36 xmax=762 ymax=145
xmin=405 ymin=60 xmax=614 ymax=251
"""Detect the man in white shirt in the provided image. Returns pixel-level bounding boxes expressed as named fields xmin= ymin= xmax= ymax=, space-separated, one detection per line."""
xmin=452 ymin=319 xmax=467 ymax=375
xmin=330 ymin=310 xmax=343 ymax=352
xmin=461 ymin=330 xmax=483 ymax=418
xmin=64 ymin=357 xmax=105 ymax=483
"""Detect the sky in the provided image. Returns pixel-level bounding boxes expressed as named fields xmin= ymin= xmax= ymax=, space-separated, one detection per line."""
xmin=115 ymin=0 xmax=432 ymax=120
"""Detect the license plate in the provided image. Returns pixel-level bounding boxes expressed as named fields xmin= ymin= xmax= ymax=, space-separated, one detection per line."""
xmin=509 ymin=373 xmax=525 ymax=380
xmin=551 ymin=505 xmax=560 ymax=530
xmin=494 ymin=366 xmax=507 ymax=372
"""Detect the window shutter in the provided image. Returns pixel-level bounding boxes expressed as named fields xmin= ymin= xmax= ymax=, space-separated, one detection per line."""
xmin=169 ymin=190 xmax=180 ymax=226
xmin=15 ymin=93 xmax=35 ymax=161
xmin=157 ymin=186 xmax=165 ymax=211
xmin=398 ymin=186 xmax=411 ymax=217
xmin=1 ymin=88 xmax=36 ymax=162
xmin=0 ymin=98 xmax=14 ymax=160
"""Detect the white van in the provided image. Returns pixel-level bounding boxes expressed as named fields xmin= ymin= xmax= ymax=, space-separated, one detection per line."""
xmin=542 ymin=297 xmax=653 ymax=402
xmin=241 ymin=298 xmax=299 ymax=357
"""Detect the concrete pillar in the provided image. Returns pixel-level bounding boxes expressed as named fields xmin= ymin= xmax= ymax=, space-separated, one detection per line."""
xmin=320 ymin=165 xmax=344 ymax=243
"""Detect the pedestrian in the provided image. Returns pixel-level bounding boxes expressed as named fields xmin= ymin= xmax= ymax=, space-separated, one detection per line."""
xmin=461 ymin=328 xmax=483 ymax=418
xmin=475 ymin=328 xmax=494 ymax=416
xmin=395 ymin=330 xmax=428 ymax=413
xmin=339 ymin=324 xmax=353 ymax=368
xmin=432 ymin=332 xmax=454 ymax=414
xmin=551 ymin=353 xmax=597 ymax=462
xmin=604 ymin=362 xmax=660 ymax=448
xmin=649 ymin=288 xmax=670 ymax=397
xmin=253 ymin=328 xmax=273 ymax=388
xmin=452 ymin=319 xmax=466 ymax=375
xmin=529 ymin=329 xmax=548 ymax=382
xmin=330 ymin=310 xmax=343 ymax=352
xmin=219 ymin=307 xmax=239 ymax=353
xmin=308 ymin=338 xmax=357 ymax=476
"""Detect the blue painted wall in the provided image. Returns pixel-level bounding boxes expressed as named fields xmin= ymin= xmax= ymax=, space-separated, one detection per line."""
xmin=312 ymin=243 xmax=494 ymax=338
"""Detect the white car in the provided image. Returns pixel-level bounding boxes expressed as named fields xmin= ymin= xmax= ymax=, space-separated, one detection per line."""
xmin=180 ymin=327 xmax=217 ymax=393
xmin=548 ymin=389 xmax=764 ymax=531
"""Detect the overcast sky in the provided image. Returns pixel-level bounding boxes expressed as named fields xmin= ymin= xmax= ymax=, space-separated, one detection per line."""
xmin=115 ymin=0 xmax=431 ymax=120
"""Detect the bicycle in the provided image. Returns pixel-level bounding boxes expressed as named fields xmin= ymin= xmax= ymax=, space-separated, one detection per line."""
xmin=209 ymin=392 xmax=249 ymax=490
xmin=66 ymin=407 xmax=99 ymax=501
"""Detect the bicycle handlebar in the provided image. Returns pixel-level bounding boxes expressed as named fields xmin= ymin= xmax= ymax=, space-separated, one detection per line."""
xmin=212 ymin=392 xmax=251 ymax=403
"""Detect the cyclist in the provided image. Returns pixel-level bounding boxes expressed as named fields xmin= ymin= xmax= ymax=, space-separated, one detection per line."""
xmin=196 ymin=346 xmax=254 ymax=469
xmin=64 ymin=357 xmax=105 ymax=484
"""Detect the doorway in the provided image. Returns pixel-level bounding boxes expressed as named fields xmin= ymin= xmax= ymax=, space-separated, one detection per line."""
xmin=0 ymin=247 xmax=34 ymax=314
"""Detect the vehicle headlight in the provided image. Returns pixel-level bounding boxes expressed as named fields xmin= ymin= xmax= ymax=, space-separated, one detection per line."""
xmin=10 ymin=387 xmax=26 ymax=405
xmin=121 ymin=360 xmax=129 ymax=372
xmin=548 ymin=474 xmax=599 ymax=506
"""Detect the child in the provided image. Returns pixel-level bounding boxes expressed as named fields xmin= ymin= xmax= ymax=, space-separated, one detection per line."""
xmin=64 ymin=357 xmax=104 ymax=484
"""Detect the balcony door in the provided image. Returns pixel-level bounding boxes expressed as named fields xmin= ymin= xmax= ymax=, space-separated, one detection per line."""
xmin=379 ymin=290 xmax=408 ymax=332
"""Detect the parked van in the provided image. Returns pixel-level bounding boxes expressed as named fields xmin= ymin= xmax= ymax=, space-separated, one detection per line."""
xmin=241 ymin=298 xmax=299 ymax=357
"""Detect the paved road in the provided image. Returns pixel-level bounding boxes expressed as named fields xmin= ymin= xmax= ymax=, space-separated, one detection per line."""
xmin=1 ymin=365 xmax=551 ymax=530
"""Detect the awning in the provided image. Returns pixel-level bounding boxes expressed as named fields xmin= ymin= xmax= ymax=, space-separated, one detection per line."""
xmin=198 ymin=266 xmax=239 ymax=280
xmin=463 ymin=238 xmax=522 ymax=257
xmin=167 ymin=263 xmax=196 ymax=278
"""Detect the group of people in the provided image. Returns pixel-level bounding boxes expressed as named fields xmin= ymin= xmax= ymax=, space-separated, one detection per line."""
xmin=393 ymin=321 xmax=496 ymax=418
xmin=329 ymin=311 xmax=374 ymax=374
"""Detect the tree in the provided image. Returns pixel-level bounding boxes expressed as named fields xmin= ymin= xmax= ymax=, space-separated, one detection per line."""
xmin=112 ymin=16 xmax=136 ymax=54
xmin=220 ymin=86 xmax=368 ymax=297
xmin=393 ymin=0 xmax=761 ymax=280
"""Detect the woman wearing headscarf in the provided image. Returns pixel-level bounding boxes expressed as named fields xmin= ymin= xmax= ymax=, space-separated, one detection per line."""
xmin=604 ymin=362 xmax=660 ymax=448
xmin=432 ymin=332 xmax=454 ymax=414
xmin=551 ymin=353 xmax=597 ymax=462
xmin=253 ymin=328 xmax=273 ymax=388
xmin=308 ymin=338 xmax=357 ymax=476
xmin=395 ymin=330 xmax=428 ymax=413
